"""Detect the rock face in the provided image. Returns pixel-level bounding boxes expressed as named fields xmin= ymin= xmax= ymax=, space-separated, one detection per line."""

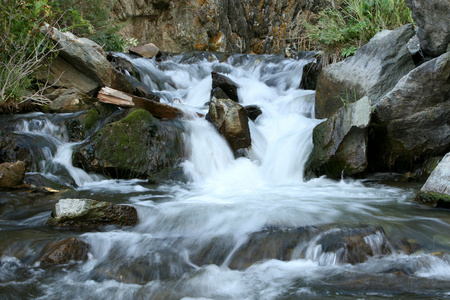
xmin=370 ymin=52 xmax=450 ymax=172
xmin=416 ymin=153 xmax=450 ymax=208
xmin=208 ymin=97 xmax=251 ymax=152
xmin=315 ymin=24 xmax=415 ymax=119
xmin=0 ymin=161 xmax=26 ymax=188
xmin=46 ymin=198 xmax=138 ymax=227
xmin=73 ymin=109 xmax=185 ymax=179
xmin=111 ymin=0 xmax=333 ymax=54
xmin=306 ymin=96 xmax=372 ymax=178
xmin=37 ymin=238 xmax=90 ymax=266
xmin=405 ymin=0 xmax=450 ymax=57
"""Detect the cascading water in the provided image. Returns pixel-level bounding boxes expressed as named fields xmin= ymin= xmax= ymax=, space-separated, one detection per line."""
xmin=1 ymin=53 xmax=450 ymax=299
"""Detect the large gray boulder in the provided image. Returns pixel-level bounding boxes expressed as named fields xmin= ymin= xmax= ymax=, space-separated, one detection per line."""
xmin=416 ymin=153 xmax=450 ymax=208
xmin=405 ymin=0 xmax=450 ymax=57
xmin=370 ymin=52 xmax=450 ymax=172
xmin=306 ymin=96 xmax=372 ymax=178
xmin=315 ymin=24 xmax=415 ymax=119
xmin=38 ymin=25 xmax=113 ymax=95
xmin=46 ymin=198 xmax=138 ymax=228
xmin=208 ymin=97 xmax=251 ymax=153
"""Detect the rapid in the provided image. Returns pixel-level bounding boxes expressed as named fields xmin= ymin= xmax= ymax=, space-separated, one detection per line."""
xmin=1 ymin=53 xmax=449 ymax=299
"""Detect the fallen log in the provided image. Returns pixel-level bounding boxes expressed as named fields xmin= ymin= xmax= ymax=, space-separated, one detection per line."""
xmin=97 ymin=87 xmax=183 ymax=119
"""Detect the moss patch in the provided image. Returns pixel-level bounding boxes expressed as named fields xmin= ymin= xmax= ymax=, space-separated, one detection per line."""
xmin=85 ymin=108 xmax=99 ymax=131
xmin=416 ymin=191 xmax=450 ymax=209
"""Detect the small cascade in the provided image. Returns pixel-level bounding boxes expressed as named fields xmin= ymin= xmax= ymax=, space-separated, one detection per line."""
xmin=5 ymin=113 xmax=102 ymax=187
xmin=1 ymin=53 xmax=450 ymax=299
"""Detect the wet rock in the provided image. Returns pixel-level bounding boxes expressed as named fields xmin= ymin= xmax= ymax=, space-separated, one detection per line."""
xmin=0 ymin=161 xmax=26 ymax=188
xmin=244 ymin=105 xmax=262 ymax=121
xmin=315 ymin=24 xmax=415 ymax=119
xmin=73 ymin=109 xmax=185 ymax=179
xmin=370 ymin=52 xmax=450 ymax=172
xmin=405 ymin=0 xmax=450 ymax=57
xmin=24 ymin=173 xmax=71 ymax=191
xmin=211 ymin=72 xmax=239 ymax=103
xmin=306 ymin=96 xmax=371 ymax=179
xmin=416 ymin=153 xmax=450 ymax=208
xmin=46 ymin=198 xmax=138 ymax=228
xmin=229 ymin=226 xmax=318 ymax=269
xmin=300 ymin=58 xmax=321 ymax=90
xmin=314 ymin=225 xmax=391 ymax=265
xmin=0 ymin=131 xmax=55 ymax=172
xmin=129 ymin=43 xmax=160 ymax=58
xmin=208 ymin=97 xmax=251 ymax=152
xmin=189 ymin=235 xmax=236 ymax=267
xmin=92 ymin=240 xmax=194 ymax=284
xmin=228 ymin=224 xmax=391 ymax=269
xmin=37 ymin=238 xmax=89 ymax=267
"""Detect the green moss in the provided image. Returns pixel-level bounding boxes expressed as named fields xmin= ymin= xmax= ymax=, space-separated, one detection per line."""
xmin=122 ymin=109 xmax=156 ymax=125
xmin=92 ymin=109 xmax=158 ymax=176
xmin=416 ymin=191 xmax=450 ymax=207
xmin=84 ymin=108 xmax=99 ymax=130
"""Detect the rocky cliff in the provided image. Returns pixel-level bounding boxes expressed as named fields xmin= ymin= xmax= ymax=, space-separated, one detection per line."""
xmin=111 ymin=0 xmax=332 ymax=54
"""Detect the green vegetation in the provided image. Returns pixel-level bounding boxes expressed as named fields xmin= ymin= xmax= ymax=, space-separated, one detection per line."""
xmin=0 ymin=0 xmax=127 ymax=108
xmin=302 ymin=0 xmax=414 ymax=62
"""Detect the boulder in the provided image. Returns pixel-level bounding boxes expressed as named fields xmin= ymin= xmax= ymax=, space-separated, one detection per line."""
xmin=73 ymin=109 xmax=185 ymax=179
xmin=370 ymin=52 xmax=450 ymax=172
xmin=416 ymin=153 xmax=450 ymax=208
xmin=208 ymin=97 xmax=251 ymax=152
xmin=129 ymin=43 xmax=160 ymax=58
xmin=244 ymin=105 xmax=262 ymax=121
xmin=405 ymin=0 xmax=450 ymax=57
xmin=211 ymin=72 xmax=239 ymax=103
xmin=306 ymin=96 xmax=371 ymax=179
xmin=37 ymin=238 xmax=89 ymax=266
xmin=0 ymin=161 xmax=26 ymax=188
xmin=315 ymin=24 xmax=415 ymax=119
xmin=46 ymin=198 xmax=138 ymax=227
xmin=39 ymin=25 xmax=114 ymax=95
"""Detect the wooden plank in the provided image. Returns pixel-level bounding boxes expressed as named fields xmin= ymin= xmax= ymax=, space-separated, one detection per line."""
xmin=97 ymin=86 xmax=183 ymax=119
xmin=98 ymin=87 xmax=134 ymax=107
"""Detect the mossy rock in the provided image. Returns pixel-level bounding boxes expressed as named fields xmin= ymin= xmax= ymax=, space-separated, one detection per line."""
xmin=416 ymin=191 xmax=450 ymax=209
xmin=73 ymin=109 xmax=186 ymax=179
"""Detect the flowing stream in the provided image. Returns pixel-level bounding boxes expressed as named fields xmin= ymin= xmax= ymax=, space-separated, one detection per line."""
xmin=1 ymin=53 xmax=450 ymax=299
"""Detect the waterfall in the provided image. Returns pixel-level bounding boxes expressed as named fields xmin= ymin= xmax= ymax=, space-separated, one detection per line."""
xmin=1 ymin=53 xmax=450 ymax=300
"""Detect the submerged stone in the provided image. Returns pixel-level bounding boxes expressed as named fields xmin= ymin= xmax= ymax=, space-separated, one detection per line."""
xmin=37 ymin=237 xmax=89 ymax=267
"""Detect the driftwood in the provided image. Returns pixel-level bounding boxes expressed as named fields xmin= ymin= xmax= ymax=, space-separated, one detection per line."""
xmin=98 ymin=87 xmax=183 ymax=119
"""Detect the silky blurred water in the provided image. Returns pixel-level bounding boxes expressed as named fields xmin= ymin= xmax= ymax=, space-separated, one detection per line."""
xmin=0 ymin=54 xmax=449 ymax=299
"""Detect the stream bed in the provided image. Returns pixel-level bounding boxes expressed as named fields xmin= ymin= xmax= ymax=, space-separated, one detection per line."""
xmin=1 ymin=53 xmax=449 ymax=299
